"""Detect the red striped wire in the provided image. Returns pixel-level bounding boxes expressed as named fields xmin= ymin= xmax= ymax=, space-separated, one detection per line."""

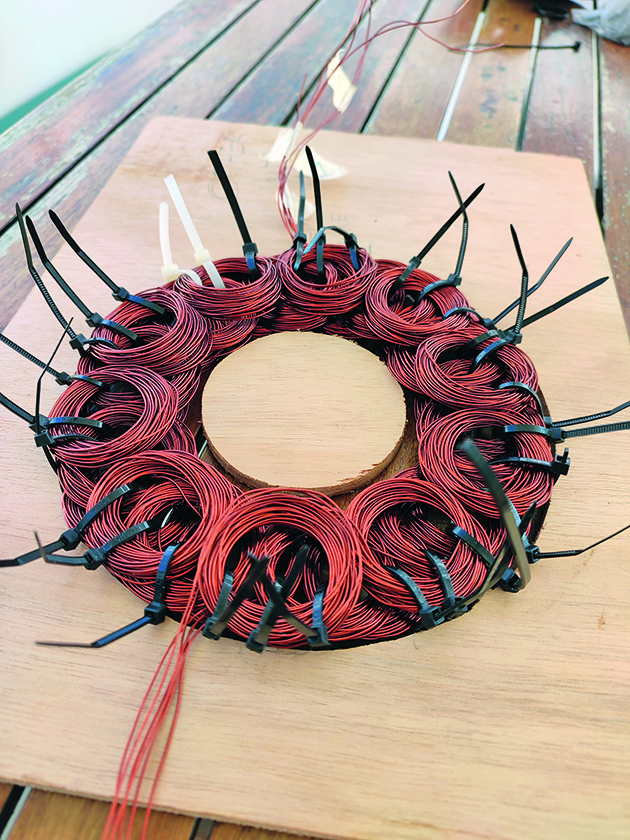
xmin=276 ymin=244 xmax=376 ymax=314
xmin=413 ymin=325 xmax=539 ymax=408
xmin=79 ymin=288 xmax=212 ymax=377
xmin=417 ymin=406 xmax=554 ymax=518
xmin=49 ymin=366 xmax=180 ymax=469
xmin=197 ymin=488 xmax=365 ymax=645
xmin=84 ymin=451 xmax=240 ymax=583
xmin=347 ymin=475 xmax=503 ymax=613
xmin=174 ymin=257 xmax=281 ymax=320
xmin=363 ymin=260 xmax=471 ymax=345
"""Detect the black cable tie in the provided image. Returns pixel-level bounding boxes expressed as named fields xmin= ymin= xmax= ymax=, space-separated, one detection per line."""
xmin=489 ymin=448 xmax=570 ymax=480
xmin=552 ymin=398 xmax=630 ymax=428
xmin=0 ymin=332 xmax=102 ymax=387
xmin=424 ymin=551 xmax=459 ymax=611
xmin=448 ymin=171 xmax=468 ymax=283
xmin=303 ymin=225 xmax=360 ymax=272
xmin=497 ymin=382 xmax=548 ymax=422
xmin=447 ymin=524 xmax=496 ymax=568
xmin=503 ymin=420 xmax=630 ymax=441
xmin=255 ymin=566 xmax=323 ymax=645
xmin=246 ymin=544 xmax=310 ymax=653
xmin=563 ymin=420 xmax=630 ymax=438
xmin=61 ymin=482 xmax=140 ymax=550
xmin=0 ymin=390 xmax=36 ymax=425
xmin=39 ymin=508 xmax=172 ymax=570
xmin=441 ymin=305 xmax=495 ymax=329
xmin=48 ymin=210 xmax=166 ymax=316
xmin=16 ymin=203 xmax=79 ymax=340
xmin=16 ymin=207 xmax=120 ymax=356
xmin=203 ymin=553 xmax=269 ymax=640
xmin=36 ymin=543 xmax=178 ymax=647
xmin=410 ymin=275 xmax=463 ymax=308
xmin=471 ymin=229 xmax=581 ymax=370
xmin=387 ymin=566 xmax=446 ymax=630
xmin=407 ymin=171 xmax=470 ymax=306
xmin=516 ymin=275 xmax=608 ymax=331
xmin=304 ymin=146 xmax=326 ymax=283
xmin=32 ymin=411 xmax=105 ymax=450
xmin=292 ymin=170 xmax=307 ymax=271
xmin=451 ymin=500 xmax=538 ymax=605
xmin=534 ymin=521 xmax=630 ymax=560
xmin=40 ymin=415 xmax=105 ymax=431
xmin=509 ymin=225 xmax=529 ymax=335
xmin=203 ymin=570 xmax=235 ymax=634
xmin=25 ymin=215 xmax=139 ymax=343
xmin=493 ymin=237 xmax=572 ymax=324
xmin=207 ymin=150 xmax=258 ymax=279
xmin=246 ymin=586 xmax=280 ymax=653
xmin=392 ymin=182 xmax=485 ymax=291
xmin=0 ymin=532 xmax=63 ymax=568
xmin=34 ymin=429 xmax=97 ymax=449
xmin=467 ymin=328 xmax=508 ymax=349
xmin=466 ymin=227 xmax=530 ymax=369
xmin=310 ymin=584 xmax=330 ymax=648
xmin=458 ymin=438 xmax=531 ymax=588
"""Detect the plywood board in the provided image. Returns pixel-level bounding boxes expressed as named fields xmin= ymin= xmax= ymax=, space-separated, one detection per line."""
xmin=0 ymin=117 xmax=629 ymax=840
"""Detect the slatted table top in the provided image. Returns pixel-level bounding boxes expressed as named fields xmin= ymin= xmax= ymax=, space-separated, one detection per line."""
xmin=1 ymin=2 xmax=629 ymax=839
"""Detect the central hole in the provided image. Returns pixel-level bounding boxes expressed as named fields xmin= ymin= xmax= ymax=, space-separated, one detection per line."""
xmin=201 ymin=331 xmax=407 ymax=495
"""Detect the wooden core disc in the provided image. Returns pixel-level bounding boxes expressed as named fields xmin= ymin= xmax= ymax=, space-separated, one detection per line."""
xmin=202 ymin=331 xmax=407 ymax=495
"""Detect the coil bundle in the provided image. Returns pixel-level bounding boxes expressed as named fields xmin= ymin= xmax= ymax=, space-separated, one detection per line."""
xmin=3 ymin=152 xmax=597 ymax=652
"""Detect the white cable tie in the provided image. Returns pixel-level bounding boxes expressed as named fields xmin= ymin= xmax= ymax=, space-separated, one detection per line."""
xmin=197 ymin=252 xmax=225 ymax=289
xmin=164 ymin=175 xmax=224 ymax=289
xmin=159 ymin=202 xmax=181 ymax=282
xmin=179 ymin=269 xmax=204 ymax=286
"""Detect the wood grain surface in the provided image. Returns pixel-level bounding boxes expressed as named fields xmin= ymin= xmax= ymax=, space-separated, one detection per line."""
xmin=365 ymin=0 xmax=484 ymax=138
xmin=302 ymin=0 xmax=425 ymax=133
xmin=7 ymin=789 xmax=195 ymax=840
xmin=202 ymin=331 xmax=406 ymax=493
xmin=1 ymin=118 xmax=629 ymax=840
xmin=0 ymin=0 xmax=256 ymax=230
xmin=600 ymin=37 xmax=630 ymax=339
xmin=212 ymin=0 xmax=364 ymax=126
xmin=212 ymin=826 xmax=318 ymax=840
xmin=0 ymin=0 xmax=315 ymax=332
xmin=445 ymin=0 xmax=538 ymax=146
xmin=521 ymin=17 xmax=594 ymax=187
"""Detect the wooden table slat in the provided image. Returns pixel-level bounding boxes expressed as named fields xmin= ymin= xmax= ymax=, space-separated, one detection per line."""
xmin=0 ymin=0 xmax=316 ymax=331
xmin=212 ymin=824 xmax=319 ymax=840
xmin=600 ymin=37 xmax=630 ymax=339
xmin=7 ymin=790 xmax=195 ymax=840
xmin=212 ymin=0 xmax=371 ymax=126
xmin=522 ymin=17 xmax=594 ymax=187
xmin=365 ymin=0 xmax=484 ymax=139
xmin=0 ymin=0 xmax=257 ymax=233
xmin=0 ymin=782 xmax=13 ymax=810
xmin=445 ymin=0 xmax=537 ymax=147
